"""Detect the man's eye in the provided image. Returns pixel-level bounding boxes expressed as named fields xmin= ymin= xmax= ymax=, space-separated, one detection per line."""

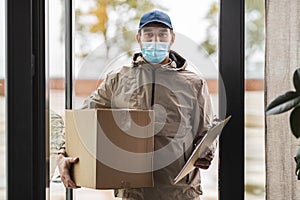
xmin=145 ymin=33 xmax=153 ymax=38
xmin=159 ymin=33 xmax=168 ymax=38
xmin=144 ymin=33 xmax=153 ymax=38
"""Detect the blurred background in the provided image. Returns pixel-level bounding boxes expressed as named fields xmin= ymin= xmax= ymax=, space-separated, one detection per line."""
xmin=0 ymin=0 xmax=265 ymax=199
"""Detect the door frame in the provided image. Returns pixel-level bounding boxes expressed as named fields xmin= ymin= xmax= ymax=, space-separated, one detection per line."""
xmin=6 ymin=0 xmax=245 ymax=199
xmin=219 ymin=0 xmax=245 ymax=199
xmin=6 ymin=0 xmax=46 ymax=199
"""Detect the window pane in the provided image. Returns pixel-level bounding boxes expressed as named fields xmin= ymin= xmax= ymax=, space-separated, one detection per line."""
xmin=245 ymin=0 xmax=265 ymax=199
xmin=47 ymin=0 xmax=66 ymax=199
xmin=0 ymin=0 xmax=6 ymax=199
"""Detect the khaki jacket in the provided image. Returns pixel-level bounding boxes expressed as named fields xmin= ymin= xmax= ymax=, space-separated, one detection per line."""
xmin=83 ymin=51 xmax=215 ymax=200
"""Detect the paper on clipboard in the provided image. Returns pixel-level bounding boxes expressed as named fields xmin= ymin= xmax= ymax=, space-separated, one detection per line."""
xmin=173 ymin=116 xmax=231 ymax=184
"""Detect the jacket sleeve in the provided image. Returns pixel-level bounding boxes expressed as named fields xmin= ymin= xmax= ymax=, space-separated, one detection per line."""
xmin=50 ymin=110 xmax=66 ymax=155
xmin=194 ymin=79 xmax=217 ymax=156
xmin=56 ymin=73 xmax=115 ymax=156
xmin=81 ymin=73 xmax=115 ymax=109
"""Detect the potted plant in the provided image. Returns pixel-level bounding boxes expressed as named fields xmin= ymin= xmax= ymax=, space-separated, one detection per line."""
xmin=266 ymin=68 xmax=300 ymax=179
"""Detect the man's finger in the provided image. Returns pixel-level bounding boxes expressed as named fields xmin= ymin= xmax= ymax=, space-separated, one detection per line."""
xmin=67 ymin=180 xmax=81 ymax=188
xmin=206 ymin=151 xmax=214 ymax=160
xmin=61 ymin=174 xmax=80 ymax=189
xmin=194 ymin=159 xmax=210 ymax=166
xmin=68 ymin=157 xmax=79 ymax=164
xmin=194 ymin=158 xmax=211 ymax=169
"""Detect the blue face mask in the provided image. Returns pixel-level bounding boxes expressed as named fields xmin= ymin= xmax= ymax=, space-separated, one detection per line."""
xmin=141 ymin=42 xmax=169 ymax=64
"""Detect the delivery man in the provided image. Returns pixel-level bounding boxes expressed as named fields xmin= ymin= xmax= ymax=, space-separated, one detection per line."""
xmin=57 ymin=10 xmax=216 ymax=200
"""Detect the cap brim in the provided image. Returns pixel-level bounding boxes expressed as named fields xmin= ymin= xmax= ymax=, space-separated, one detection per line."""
xmin=139 ymin=20 xmax=173 ymax=30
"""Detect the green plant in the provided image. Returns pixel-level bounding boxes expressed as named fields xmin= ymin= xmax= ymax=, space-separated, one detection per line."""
xmin=266 ymin=68 xmax=300 ymax=179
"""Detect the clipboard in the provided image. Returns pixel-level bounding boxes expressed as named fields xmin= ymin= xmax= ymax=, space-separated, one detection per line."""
xmin=173 ymin=116 xmax=231 ymax=184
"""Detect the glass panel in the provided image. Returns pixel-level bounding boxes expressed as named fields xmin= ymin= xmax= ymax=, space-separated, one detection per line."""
xmin=0 ymin=0 xmax=6 ymax=199
xmin=48 ymin=0 xmax=66 ymax=199
xmin=72 ymin=1 xmax=219 ymax=199
xmin=245 ymin=0 xmax=265 ymax=199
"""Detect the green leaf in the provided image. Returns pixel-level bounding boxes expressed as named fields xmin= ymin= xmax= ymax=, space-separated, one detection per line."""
xmin=294 ymin=148 xmax=300 ymax=179
xmin=290 ymin=107 xmax=300 ymax=138
xmin=266 ymin=91 xmax=300 ymax=115
xmin=293 ymin=68 xmax=300 ymax=92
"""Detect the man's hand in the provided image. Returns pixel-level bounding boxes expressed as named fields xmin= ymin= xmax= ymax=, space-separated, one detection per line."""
xmin=194 ymin=151 xmax=214 ymax=169
xmin=57 ymin=154 xmax=80 ymax=188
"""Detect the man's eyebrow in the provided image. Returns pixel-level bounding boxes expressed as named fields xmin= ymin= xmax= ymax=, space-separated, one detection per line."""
xmin=159 ymin=29 xmax=168 ymax=32
xmin=142 ymin=28 xmax=153 ymax=32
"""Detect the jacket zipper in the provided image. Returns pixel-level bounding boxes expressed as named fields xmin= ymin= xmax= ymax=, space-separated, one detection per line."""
xmin=150 ymin=68 xmax=156 ymax=108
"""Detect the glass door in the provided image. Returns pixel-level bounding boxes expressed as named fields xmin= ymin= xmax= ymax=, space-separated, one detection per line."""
xmin=3 ymin=0 xmax=248 ymax=199
xmin=47 ymin=0 xmax=248 ymax=200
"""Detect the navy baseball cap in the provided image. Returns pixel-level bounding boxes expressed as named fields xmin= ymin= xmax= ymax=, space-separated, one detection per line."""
xmin=139 ymin=10 xmax=173 ymax=30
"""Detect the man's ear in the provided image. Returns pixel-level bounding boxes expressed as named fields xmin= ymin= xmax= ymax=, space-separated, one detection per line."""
xmin=170 ymin=33 xmax=175 ymax=46
xmin=136 ymin=33 xmax=142 ymax=49
xmin=136 ymin=33 xmax=141 ymax=43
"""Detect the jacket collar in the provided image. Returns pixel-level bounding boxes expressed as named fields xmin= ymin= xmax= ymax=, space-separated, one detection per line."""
xmin=132 ymin=50 xmax=187 ymax=71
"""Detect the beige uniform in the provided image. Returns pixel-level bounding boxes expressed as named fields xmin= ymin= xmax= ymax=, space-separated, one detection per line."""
xmin=83 ymin=51 xmax=215 ymax=200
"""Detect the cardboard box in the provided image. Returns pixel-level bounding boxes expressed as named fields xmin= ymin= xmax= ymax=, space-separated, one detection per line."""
xmin=65 ymin=109 xmax=154 ymax=189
